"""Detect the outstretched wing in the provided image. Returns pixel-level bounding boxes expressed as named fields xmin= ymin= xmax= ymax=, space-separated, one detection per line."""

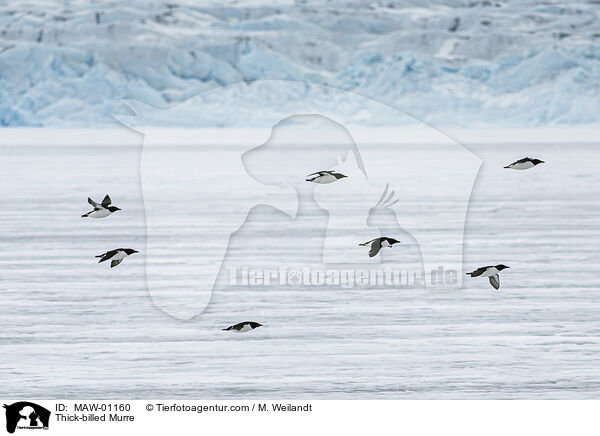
xmin=359 ymin=238 xmax=379 ymax=246
xmin=489 ymin=274 xmax=500 ymax=290
xmin=505 ymin=157 xmax=529 ymax=168
xmin=368 ymin=239 xmax=382 ymax=257
xmin=467 ymin=267 xmax=486 ymax=277
xmin=101 ymin=195 xmax=112 ymax=207
xmin=111 ymin=259 xmax=123 ymax=268
xmin=97 ymin=249 xmax=117 ymax=263
xmin=88 ymin=197 xmax=99 ymax=207
xmin=306 ymin=170 xmax=332 ymax=177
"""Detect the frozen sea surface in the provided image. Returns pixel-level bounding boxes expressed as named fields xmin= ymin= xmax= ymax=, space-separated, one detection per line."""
xmin=1 ymin=136 xmax=600 ymax=399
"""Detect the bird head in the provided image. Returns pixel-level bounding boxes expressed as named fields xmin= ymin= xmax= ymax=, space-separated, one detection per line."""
xmin=124 ymin=249 xmax=139 ymax=255
xmin=532 ymin=159 xmax=545 ymax=165
xmin=496 ymin=264 xmax=510 ymax=270
xmin=108 ymin=206 xmax=121 ymax=212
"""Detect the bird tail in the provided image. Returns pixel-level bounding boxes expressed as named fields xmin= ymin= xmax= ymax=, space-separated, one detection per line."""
xmin=81 ymin=213 xmax=89 ymax=218
xmin=465 ymin=272 xmax=473 ymax=276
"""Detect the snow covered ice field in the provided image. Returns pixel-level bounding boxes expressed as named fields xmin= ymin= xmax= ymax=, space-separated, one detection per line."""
xmin=1 ymin=131 xmax=600 ymax=399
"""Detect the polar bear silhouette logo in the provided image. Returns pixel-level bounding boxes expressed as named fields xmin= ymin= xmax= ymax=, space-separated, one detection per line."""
xmin=3 ymin=402 xmax=50 ymax=434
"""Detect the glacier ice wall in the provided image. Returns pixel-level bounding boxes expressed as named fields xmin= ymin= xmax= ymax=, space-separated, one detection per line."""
xmin=0 ymin=0 xmax=599 ymax=127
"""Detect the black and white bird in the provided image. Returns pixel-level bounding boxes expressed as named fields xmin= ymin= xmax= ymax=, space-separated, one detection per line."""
xmin=222 ymin=321 xmax=263 ymax=332
xmin=305 ymin=170 xmax=347 ymax=184
xmin=96 ymin=248 xmax=138 ymax=268
xmin=504 ymin=157 xmax=545 ymax=170
xmin=82 ymin=195 xmax=121 ymax=218
xmin=466 ymin=264 xmax=510 ymax=290
xmin=359 ymin=237 xmax=400 ymax=257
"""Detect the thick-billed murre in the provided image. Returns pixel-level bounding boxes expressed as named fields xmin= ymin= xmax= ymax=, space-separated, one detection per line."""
xmin=96 ymin=248 xmax=138 ymax=268
xmin=82 ymin=195 xmax=121 ymax=218
xmin=466 ymin=264 xmax=510 ymax=290
xmin=504 ymin=157 xmax=545 ymax=170
xmin=223 ymin=321 xmax=263 ymax=332
xmin=359 ymin=237 xmax=400 ymax=257
xmin=305 ymin=170 xmax=347 ymax=184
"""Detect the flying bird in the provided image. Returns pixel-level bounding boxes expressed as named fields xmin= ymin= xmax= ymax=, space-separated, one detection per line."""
xmin=223 ymin=321 xmax=263 ymax=332
xmin=359 ymin=237 xmax=400 ymax=257
xmin=504 ymin=157 xmax=545 ymax=170
xmin=96 ymin=248 xmax=138 ymax=268
xmin=305 ymin=170 xmax=347 ymax=184
xmin=466 ymin=264 xmax=510 ymax=290
xmin=82 ymin=195 xmax=121 ymax=218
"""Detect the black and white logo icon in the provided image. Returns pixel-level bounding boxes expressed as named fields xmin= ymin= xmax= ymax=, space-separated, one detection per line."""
xmin=3 ymin=402 xmax=50 ymax=434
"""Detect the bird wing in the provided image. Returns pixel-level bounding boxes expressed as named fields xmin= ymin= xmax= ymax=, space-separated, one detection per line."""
xmin=111 ymin=258 xmax=124 ymax=268
xmin=489 ymin=274 xmax=500 ymax=290
xmin=369 ymin=239 xmax=382 ymax=257
xmin=230 ymin=322 xmax=244 ymax=330
xmin=101 ymin=195 xmax=112 ymax=207
xmin=507 ymin=157 xmax=529 ymax=167
xmin=88 ymin=197 xmax=99 ymax=207
xmin=359 ymin=238 xmax=379 ymax=246
xmin=306 ymin=170 xmax=332 ymax=177
xmin=467 ymin=266 xmax=487 ymax=277
xmin=97 ymin=249 xmax=118 ymax=262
